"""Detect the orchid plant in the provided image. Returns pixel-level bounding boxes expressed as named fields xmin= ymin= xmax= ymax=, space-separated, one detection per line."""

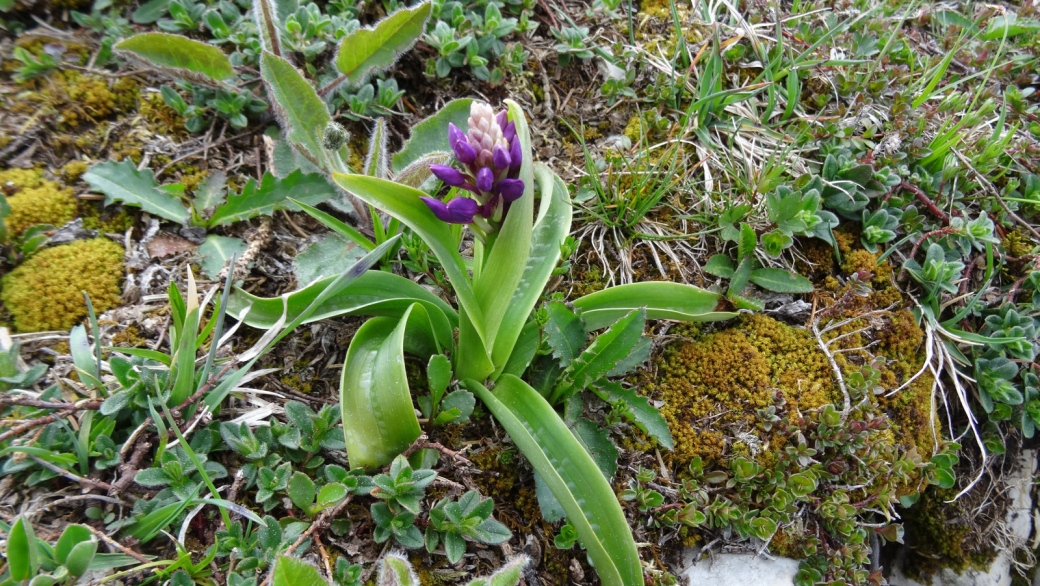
xmin=231 ymin=100 xmax=736 ymax=586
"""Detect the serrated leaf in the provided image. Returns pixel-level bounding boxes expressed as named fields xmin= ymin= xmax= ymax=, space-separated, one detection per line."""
xmin=271 ymin=557 xmax=328 ymax=586
xmin=336 ymin=1 xmax=431 ymax=87
xmin=728 ymin=256 xmax=753 ymax=296
xmin=193 ymin=170 xmax=227 ymax=216
xmin=392 ymin=98 xmax=473 ymax=173
xmin=605 ymin=335 xmax=651 ymax=377
xmin=544 ymin=301 xmax=586 ymax=366
xmin=206 ymin=170 xmax=336 ymax=227
xmin=571 ymin=418 xmax=618 ymax=481
xmin=294 ymin=233 xmax=367 ymax=287
xmin=553 ymin=308 xmax=646 ymax=402
xmin=434 ymin=390 xmax=474 ymax=425
xmin=115 ymin=33 xmax=234 ymax=87
xmin=198 ymin=235 xmax=246 ymax=280
xmin=84 ymin=160 xmax=190 ymax=224
xmin=590 ymin=380 xmax=673 ymax=450
xmin=749 ymin=268 xmax=815 ymax=293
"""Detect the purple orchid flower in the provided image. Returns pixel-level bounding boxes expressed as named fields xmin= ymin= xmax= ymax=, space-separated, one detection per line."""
xmin=422 ymin=102 xmax=525 ymax=227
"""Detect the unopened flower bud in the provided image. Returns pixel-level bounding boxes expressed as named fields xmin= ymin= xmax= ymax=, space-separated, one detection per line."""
xmin=322 ymin=121 xmax=348 ymax=151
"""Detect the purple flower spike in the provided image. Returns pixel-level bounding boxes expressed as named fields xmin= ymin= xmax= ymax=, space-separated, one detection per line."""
xmin=503 ymin=121 xmax=516 ymax=144
xmin=430 ymin=164 xmax=467 ymax=187
xmin=497 ymin=178 xmax=525 ymax=202
xmin=493 ymin=145 xmax=511 ymax=171
xmin=495 ymin=110 xmax=509 ymax=130
xmin=476 ymin=167 xmax=494 ymax=193
xmin=509 ymin=139 xmax=522 ymax=173
xmin=421 ymin=196 xmax=478 ymax=224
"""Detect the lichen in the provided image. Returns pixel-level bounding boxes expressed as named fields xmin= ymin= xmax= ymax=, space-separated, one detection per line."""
xmin=1 ymin=168 xmax=77 ymax=238
xmin=1 ymin=238 xmax=124 ymax=332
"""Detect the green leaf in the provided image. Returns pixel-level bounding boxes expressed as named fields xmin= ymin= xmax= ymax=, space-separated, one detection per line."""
xmin=749 ymin=268 xmax=815 ymax=293
xmin=55 ymin=525 xmax=92 ymax=565
xmin=332 ymin=174 xmax=484 ymax=345
xmin=287 ymin=472 xmax=316 ymax=511
xmin=114 ymin=33 xmax=234 ymax=86
xmin=571 ymin=281 xmax=733 ymax=330
xmin=703 ymin=254 xmax=735 ymax=278
xmin=198 ymin=235 xmax=246 ymax=280
xmin=207 ymin=171 xmax=336 ymax=227
xmin=228 ymin=270 xmax=455 ymax=350
xmin=427 ymin=354 xmax=452 ymax=400
xmin=480 ymin=556 xmax=528 ymax=586
xmin=433 ymin=390 xmax=475 ymax=425
xmin=544 ymin=302 xmax=586 ymax=366
xmin=8 ymin=516 xmax=38 ymax=580
xmin=129 ymin=485 xmax=201 ymax=542
xmin=392 ymin=99 xmax=473 ymax=173
xmin=316 ymin=483 xmax=348 ymax=509
xmin=132 ymin=0 xmax=170 ymax=24
xmin=335 ymin=1 xmax=431 ymax=87
xmin=290 ymin=198 xmax=376 ymax=251
xmin=341 ymin=306 xmax=425 ymax=469
xmin=738 ymin=223 xmax=756 ymax=261
xmin=271 ymin=557 xmax=329 ymax=586
xmin=378 ymin=552 xmax=419 ymax=586
xmin=63 ymin=538 xmax=98 ymax=578
xmin=490 ymin=163 xmax=573 ymax=375
xmin=590 ymin=380 xmax=673 ymax=450
xmin=463 ymin=376 xmax=643 ymax=586
xmin=728 ymin=256 xmax=753 ymax=296
xmin=553 ymin=308 xmax=645 ymax=402
xmin=88 ymin=553 xmax=154 ymax=571
xmin=571 ymin=419 xmax=618 ymax=480
xmin=83 ymin=160 xmax=190 ymax=224
xmin=294 ymin=234 xmax=367 ymax=287
xmin=260 ymin=52 xmax=345 ymax=173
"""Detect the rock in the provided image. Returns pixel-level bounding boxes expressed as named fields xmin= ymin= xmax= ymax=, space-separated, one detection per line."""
xmin=681 ymin=552 xmax=801 ymax=585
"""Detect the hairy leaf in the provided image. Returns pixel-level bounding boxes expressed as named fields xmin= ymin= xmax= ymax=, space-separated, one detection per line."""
xmin=392 ymin=98 xmax=473 ymax=173
xmin=115 ymin=33 xmax=234 ymax=87
xmin=335 ymin=1 xmax=431 ymax=87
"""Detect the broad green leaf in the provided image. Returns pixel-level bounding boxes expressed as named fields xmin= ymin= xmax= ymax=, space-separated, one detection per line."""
xmin=553 ymin=309 xmax=645 ymax=402
xmin=228 ymin=270 xmax=455 ymax=350
xmin=463 ymin=376 xmax=643 ymax=586
xmin=749 ymin=268 xmax=815 ymax=293
xmin=205 ymin=237 xmax=402 ymax=412
xmin=287 ymin=472 xmax=316 ymax=511
xmin=703 ymin=254 xmax=735 ymax=278
xmin=84 ymin=160 xmax=190 ymax=224
xmin=63 ymin=538 xmax=98 ymax=578
xmin=8 ymin=516 xmax=38 ymax=580
xmin=294 ymin=234 xmax=367 ymax=287
xmin=434 ymin=390 xmax=475 ymax=425
xmin=206 ymin=171 xmax=336 ymax=227
xmin=490 ymin=164 xmax=573 ymax=374
xmin=392 ymin=98 xmax=473 ymax=173
xmin=572 ymin=281 xmax=732 ymax=330
xmin=272 ymin=557 xmax=328 ymax=586
xmin=475 ymin=100 xmax=534 ymax=362
xmin=260 ymin=52 xmax=347 ymax=173
xmin=590 ymin=380 xmax=673 ymax=450
xmin=55 ymin=525 xmax=92 ymax=565
xmin=198 ymin=235 xmax=246 ymax=280
xmin=341 ymin=306 xmax=424 ymax=469
xmin=544 ymin=302 xmax=586 ymax=366
xmin=332 ymin=174 xmax=485 ymax=345
xmin=115 ymin=33 xmax=234 ymax=86
xmin=336 ymin=2 xmax=430 ymax=87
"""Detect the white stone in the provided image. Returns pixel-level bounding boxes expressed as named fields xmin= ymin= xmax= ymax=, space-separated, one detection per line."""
xmin=681 ymin=552 xmax=801 ymax=586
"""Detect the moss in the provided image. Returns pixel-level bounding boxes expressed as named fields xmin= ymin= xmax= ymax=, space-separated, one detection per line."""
xmin=2 ymin=169 xmax=77 ymax=238
xmin=1003 ymin=227 xmax=1036 ymax=258
xmin=0 ymin=168 xmax=45 ymax=190
xmin=1 ymin=238 xmax=124 ymax=332
xmin=901 ymin=486 xmax=998 ymax=580
xmin=652 ymin=315 xmax=839 ymax=465
xmin=61 ymin=160 xmax=89 ymax=183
